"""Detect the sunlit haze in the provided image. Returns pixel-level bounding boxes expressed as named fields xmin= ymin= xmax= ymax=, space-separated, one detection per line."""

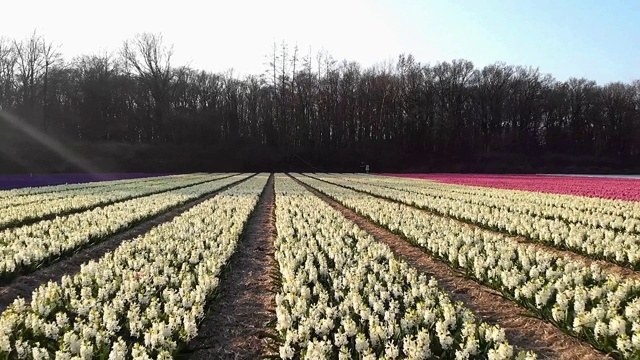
xmin=2 ymin=0 xmax=639 ymax=83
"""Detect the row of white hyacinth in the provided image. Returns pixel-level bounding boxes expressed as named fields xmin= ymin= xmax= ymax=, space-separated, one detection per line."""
xmin=0 ymin=174 xmax=201 ymax=210
xmin=0 ymin=174 xmax=219 ymax=230
xmin=296 ymin=174 xmax=640 ymax=358
xmin=0 ymin=173 xmax=268 ymax=359
xmin=0 ymin=174 xmax=249 ymax=282
xmin=349 ymin=174 xmax=640 ymax=234
xmin=274 ymin=175 xmax=535 ymax=360
xmin=347 ymin=174 xmax=640 ymax=229
xmin=0 ymin=174 xmax=197 ymax=200
xmin=318 ymin=174 xmax=640 ymax=270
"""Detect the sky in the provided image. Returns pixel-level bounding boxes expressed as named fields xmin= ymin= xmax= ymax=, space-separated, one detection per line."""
xmin=1 ymin=0 xmax=638 ymax=84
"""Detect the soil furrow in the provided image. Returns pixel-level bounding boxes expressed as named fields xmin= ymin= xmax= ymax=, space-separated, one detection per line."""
xmin=293 ymin=175 xmax=611 ymax=360
xmin=185 ymin=174 xmax=277 ymax=360
xmin=0 ymin=174 xmax=253 ymax=312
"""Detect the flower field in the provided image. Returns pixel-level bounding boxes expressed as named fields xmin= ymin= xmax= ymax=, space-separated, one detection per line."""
xmin=0 ymin=174 xmax=172 ymax=191
xmin=0 ymin=172 xmax=638 ymax=358
xmin=317 ymin=174 xmax=640 ymax=269
xmin=382 ymin=174 xmax=640 ymax=201
xmin=274 ymin=175 xmax=533 ymax=359
xmin=0 ymin=174 xmax=248 ymax=282
xmin=1 ymin=174 xmax=269 ymax=358
xmin=0 ymin=174 xmax=226 ymax=230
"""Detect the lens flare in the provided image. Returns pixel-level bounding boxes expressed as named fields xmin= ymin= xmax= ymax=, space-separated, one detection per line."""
xmin=0 ymin=109 xmax=102 ymax=174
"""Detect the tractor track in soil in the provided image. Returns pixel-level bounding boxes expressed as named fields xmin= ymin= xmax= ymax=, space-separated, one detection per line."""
xmin=185 ymin=174 xmax=278 ymax=359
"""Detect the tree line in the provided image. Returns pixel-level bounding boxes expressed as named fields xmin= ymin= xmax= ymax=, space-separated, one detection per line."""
xmin=1 ymin=31 xmax=639 ymax=172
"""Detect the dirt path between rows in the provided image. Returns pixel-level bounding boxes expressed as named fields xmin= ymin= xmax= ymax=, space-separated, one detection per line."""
xmin=185 ymin=174 xmax=277 ymax=359
xmin=0 ymin=175 xmax=252 ymax=312
xmin=293 ymin=175 xmax=611 ymax=360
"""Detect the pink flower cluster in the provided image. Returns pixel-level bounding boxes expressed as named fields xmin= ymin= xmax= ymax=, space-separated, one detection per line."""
xmin=381 ymin=174 xmax=640 ymax=202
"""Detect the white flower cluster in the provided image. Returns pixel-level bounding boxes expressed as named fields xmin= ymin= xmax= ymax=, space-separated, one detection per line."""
xmin=0 ymin=174 xmax=221 ymax=229
xmin=298 ymin=174 xmax=640 ymax=358
xmin=354 ymin=173 xmax=640 ymax=235
xmin=0 ymin=173 xmax=268 ymax=359
xmin=0 ymin=174 xmax=200 ymax=209
xmin=0 ymin=174 xmax=250 ymax=281
xmin=274 ymin=175 xmax=535 ymax=360
xmin=318 ymin=174 xmax=640 ymax=270
xmin=0 ymin=174 xmax=194 ymax=201
xmin=346 ymin=173 xmax=640 ymax=228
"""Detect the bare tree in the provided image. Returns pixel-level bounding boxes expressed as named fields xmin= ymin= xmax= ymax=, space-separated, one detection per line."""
xmin=40 ymin=36 xmax=62 ymax=130
xmin=121 ymin=33 xmax=175 ymax=141
xmin=0 ymin=37 xmax=17 ymax=110
xmin=472 ymin=62 xmax=513 ymax=151
xmin=71 ymin=52 xmax=121 ymax=139
xmin=14 ymin=31 xmax=46 ymax=120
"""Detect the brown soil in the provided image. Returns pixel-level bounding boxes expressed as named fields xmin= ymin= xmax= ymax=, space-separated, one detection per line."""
xmin=0 ymin=175 xmax=252 ymax=312
xmin=293 ymin=175 xmax=612 ymax=360
xmin=186 ymin=174 xmax=277 ymax=360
